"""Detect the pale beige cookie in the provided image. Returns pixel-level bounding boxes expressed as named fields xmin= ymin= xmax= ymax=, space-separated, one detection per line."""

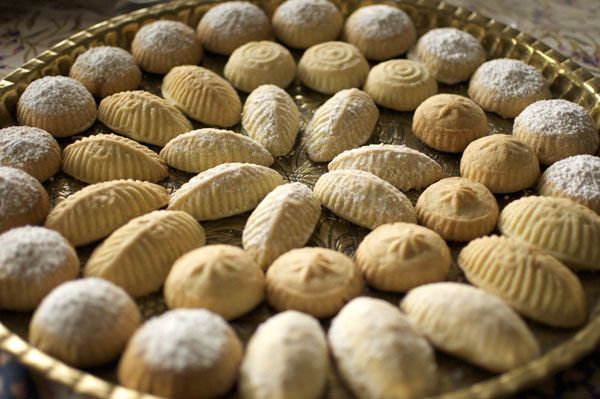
xmin=401 ymin=282 xmax=540 ymax=373
xmin=30 ymin=278 xmax=141 ymax=368
xmin=459 ymin=235 xmax=587 ymax=327
xmin=118 ymin=309 xmax=242 ymax=399
xmin=17 ymin=76 xmax=97 ymax=138
xmin=45 ymin=179 xmax=169 ymax=247
xmin=297 ymin=41 xmax=369 ymax=94
xmin=84 ymin=210 xmax=206 ymax=297
xmin=304 ymin=88 xmax=378 ymax=162
xmin=412 ymin=94 xmax=488 ymax=153
xmin=266 ymin=247 xmax=362 ymax=318
xmin=164 ymin=245 xmax=264 ymax=320
xmin=162 ymin=65 xmax=241 ymax=127
xmin=460 ymin=134 xmax=540 ymax=193
xmin=364 ymin=59 xmax=437 ymax=111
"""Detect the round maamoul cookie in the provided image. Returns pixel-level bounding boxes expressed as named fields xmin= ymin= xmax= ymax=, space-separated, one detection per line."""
xmin=118 ymin=309 xmax=242 ymax=399
xmin=29 ymin=278 xmax=141 ymax=368
xmin=196 ymin=1 xmax=270 ymax=56
xmin=416 ymin=177 xmax=499 ymax=242
xmin=460 ymin=134 xmax=540 ymax=193
xmin=468 ymin=58 xmax=551 ymax=118
xmin=343 ymin=4 xmax=416 ymax=61
xmin=265 ymin=247 xmax=363 ymax=318
xmin=364 ymin=59 xmax=437 ymax=111
xmin=16 ymin=76 xmax=97 ymax=138
xmin=0 ymin=126 xmax=61 ymax=182
xmin=513 ymin=99 xmax=599 ymax=165
xmin=297 ymin=41 xmax=369 ymax=94
xmin=271 ymin=0 xmax=343 ymax=49
xmin=412 ymin=94 xmax=488 ymax=153
xmin=131 ymin=20 xmax=202 ymax=75
xmin=69 ymin=46 xmax=142 ymax=97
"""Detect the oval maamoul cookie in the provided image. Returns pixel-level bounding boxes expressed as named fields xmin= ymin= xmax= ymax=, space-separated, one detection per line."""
xmin=162 ymin=65 xmax=242 ymax=127
xmin=98 ymin=90 xmax=192 ymax=147
xmin=304 ymin=88 xmax=379 ymax=162
xmin=0 ymin=226 xmax=79 ymax=311
xmin=498 ymin=196 xmax=600 ymax=270
xmin=164 ymin=245 xmax=265 ymax=320
xmin=297 ymin=41 xmax=369 ymax=94
xmin=243 ymin=182 xmax=321 ymax=270
xmin=118 ymin=309 xmax=242 ymax=399
xmin=328 ymin=144 xmax=443 ymax=191
xmin=460 ymin=134 xmax=540 ymax=193
xmin=239 ymin=310 xmax=329 ymax=399
xmin=416 ymin=177 xmax=498 ymax=242
xmin=0 ymin=126 xmax=61 ymax=182
xmin=458 ymin=235 xmax=587 ymax=327
xmin=242 ymin=84 xmax=301 ymax=157
xmin=314 ymin=170 xmax=417 ymax=230
xmin=168 ymin=162 xmax=284 ymax=221
xmin=30 ymin=278 xmax=141 ymax=368
xmin=84 ymin=210 xmax=206 ymax=297
xmin=265 ymin=247 xmax=363 ymax=318
xmin=329 ymin=297 xmax=437 ymax=399
xmin=44 ymin=179 xmax=169 ymax=247
xmin=401 ymin=282 xmax=540 ymax=373
xmin=159 ymin=128 xmax=273 ymax=174
xmin=16 ymin=76 xmax=97 ymax=138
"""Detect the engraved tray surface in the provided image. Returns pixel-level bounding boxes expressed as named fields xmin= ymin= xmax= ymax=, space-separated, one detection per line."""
xmin=0 ymin=1 xmax=599 ymax=398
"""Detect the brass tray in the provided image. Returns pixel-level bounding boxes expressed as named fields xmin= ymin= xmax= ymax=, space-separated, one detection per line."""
xmin=1 ymin=0 xmax=599 ymax=398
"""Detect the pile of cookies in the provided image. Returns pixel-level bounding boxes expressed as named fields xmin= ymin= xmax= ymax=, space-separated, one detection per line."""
xmin=0 ymin=0 xmax=599 ymax=398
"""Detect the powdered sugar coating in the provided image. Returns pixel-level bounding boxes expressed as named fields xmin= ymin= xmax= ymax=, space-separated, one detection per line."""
xmin=0 ymin=166 xmax=43 ymax=218
xmin=200 ymin=2 xmax=268 ymax=37
xmin=275 ymin=0 xmax=339 ymax=29
xmin=346 ymin=5 xmax=413 ymax=40
xmin=17 ymin=76 xmax=94 ymax=117
xmin=514 ymin=99 xmax=597 ymax=137
xmin=539 ymin=155 xmax=600 ymax=202
xmin=135 ymin=20 xmax=197 ymax=52
xmin=71 ymin=46 xmax=138 ymax=82
xmin=470 ymin=59 xmax=547 ymax=98
xmin=416 ymin=28 xmax=484 ymax=62
xmin=0 ymin=126 xmax=59 ymax=171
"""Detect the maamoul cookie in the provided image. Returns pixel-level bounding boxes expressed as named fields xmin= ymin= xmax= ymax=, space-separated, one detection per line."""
xmin=271 ymin=0 xmax=343 ymax=49
xmin=98 ymin=90 xmax=192 ymax=147
xmin=243 ymin=183 xmax=321 ymax=270
xmin=297 ymin=42 xmax=369 ymax=94
xmin=314 ymin=170 xmax=417 ymax=230
xmin=241 ymin=84 xmax=301 ymax=157
xmin=265 ymin=247 xmax=363 ymax=318
xmin=401 ymin=282 xmax=540 ymax=373
xmin=62 ymin=133 xmax=169 ymax=184
xmin=118 ymin=309 xmax=242 ymax=399
xmin=304 ymin=88 xmax=378 ymax=162
xmin=224 ymin=41 xmax=296 ymax=92
xmin=328 ymin=144 xmax=443 ymax=191
xmin=164 ymin=245 xmax=264 ymax=320
xmin=407 ymin=28 xmax=485 ymax=84
xmin=513 ymin=99 xmax=599 ymax=165
xmin=30 ymin=278 xmax=141 ymax=368
xmin=16 ymin=76 xmax=97 ymax=137
xmin=131 ymin=20 xmax=202 ymax=75
xmin=498 ymin=196 xmax=600 ymax=270
xmin=159 ymin=128 xmax=273 ymax=173
xmin=168 ymin=163 xmax=284 ymax=221
xmin=196 ymin=1 xmax=270 ymax=56
xmin=343 ymin=4 xmax=416 ymax=60
xmin=364 ymin=59 xmax=437 ymax=111
xmin=355 ymin=223 xmax=451 ymax=292
xmin=69 ymin=46 xmax=142 ymax=97
xmin=0 ymin=226 xmax=79 ymax=311
xmin=44 ymin=180 xmax=169 ymax=246
xmin=416 ymin=177 xmax=498 ymax=242
xmin=239 ymin=311 xmax=329 ymax=399
xmin=460 ymin=134 xmax=540 ymax=193
xmin=162 ymin=65 xmax=242 ymax=127
xmin=459 ymin=235 xmax=587 ymax=327
xmin=0 ymin=126 xmax=61 ymax=182
xmin=329 ymin=297 xmax=437 ymax=399
xmin=412 ymin=94 xmax=488 ymax=152
xmin=84 ymin=210 xmax=206 ymax=297
xmin=468 ymin=58 xmax=551 ymax=118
